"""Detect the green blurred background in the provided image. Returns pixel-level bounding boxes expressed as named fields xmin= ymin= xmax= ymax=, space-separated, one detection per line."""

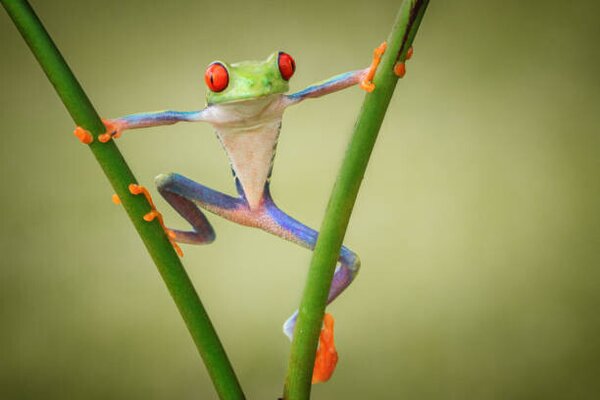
xmin=1 ymin=1 xmax=599 ymax=399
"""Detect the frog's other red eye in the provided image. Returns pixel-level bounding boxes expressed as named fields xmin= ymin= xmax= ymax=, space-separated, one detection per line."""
xmin=278 ymin=52 xmax=295 ymax=81
xmin=204 ymin=62 xmax=229 ymax=92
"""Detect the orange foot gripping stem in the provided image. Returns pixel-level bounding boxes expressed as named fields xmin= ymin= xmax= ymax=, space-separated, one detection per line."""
xmin=73 ymin=119 xmax=121 ymax=145
xmin=98 ymin=119 xmax=122 ymax=143
xmin=360 ymin=41 xmax=388 ymax=93
xmin=115 ymin=184 xmax=183 ymax=257
xmin=312 ymin=313 xmax=339 ymax=384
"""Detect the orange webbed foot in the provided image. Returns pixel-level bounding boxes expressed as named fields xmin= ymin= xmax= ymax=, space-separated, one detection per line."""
xmin=360 ymin=41 xmax=388 ymax=93
xmin=125 ymin=183 xmax=183 ymax=257
xmin=312 ymin=313 xmax=339 ymax=384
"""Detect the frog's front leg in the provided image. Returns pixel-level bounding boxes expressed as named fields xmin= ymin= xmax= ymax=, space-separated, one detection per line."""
xmin=74 ymin=110 xmax=208 ymax=144
xmin=284 ymin=69 xmax=367 ymax=105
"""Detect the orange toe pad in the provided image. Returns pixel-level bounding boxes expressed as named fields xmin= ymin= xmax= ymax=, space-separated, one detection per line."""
xmin=73 ymin=126 xmax=93 ymax=144
xmin=394 ymin=62 xmax=406 ymax=78
xmin=312 ymin=313 xmax=339 ymax=384
xmin=128 ymin=183 xmax=183 ymax=257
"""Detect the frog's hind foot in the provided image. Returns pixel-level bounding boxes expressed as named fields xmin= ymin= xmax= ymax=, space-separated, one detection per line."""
xmin=128 ymin=183 xmax=184 ymax=257
xmin=312 ymin=313 xmax=339 ymax=384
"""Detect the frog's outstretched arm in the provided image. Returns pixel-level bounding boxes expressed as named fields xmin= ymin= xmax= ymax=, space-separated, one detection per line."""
xmin=91 ymin=109 xmax=208 ymax=143
xmin=114 ymin=110 xmax=207 ymax=129
xmin=284 ymin=41 xmax=395 ymax=105
xmin=284 ymin=68 xmax=367 ymax=105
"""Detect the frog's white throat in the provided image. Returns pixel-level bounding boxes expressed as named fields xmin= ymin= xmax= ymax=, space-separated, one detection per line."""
xmin=209 ymin=95 xmax=286 ymax=210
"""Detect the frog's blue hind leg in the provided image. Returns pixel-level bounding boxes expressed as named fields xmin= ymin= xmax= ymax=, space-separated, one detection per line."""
xmin=259 ymin=186 xmax=361 ymax=340
xmin=155 ymin=173 xmax=245 ymax=244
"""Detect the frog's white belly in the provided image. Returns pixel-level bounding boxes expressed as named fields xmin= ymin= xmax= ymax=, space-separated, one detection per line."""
xmin=214 ymin=120 xmax=281 ymax=209
xmin=205 ymin=95 xmax=286 ymax=210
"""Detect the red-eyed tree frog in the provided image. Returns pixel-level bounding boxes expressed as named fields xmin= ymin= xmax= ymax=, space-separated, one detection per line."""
xmin=74 ymin=43 xmax=409 ymax=383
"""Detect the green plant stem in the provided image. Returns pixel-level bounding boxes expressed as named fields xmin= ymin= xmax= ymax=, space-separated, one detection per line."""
xmin=1 ymin=1 xmax=245 ymax=399
xmin=283 ymin=1 xmax=429 ymax=399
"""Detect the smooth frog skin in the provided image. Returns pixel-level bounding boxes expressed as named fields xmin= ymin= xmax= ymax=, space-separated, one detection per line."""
xmin=99 ymin=51 xmax=369 ymax=381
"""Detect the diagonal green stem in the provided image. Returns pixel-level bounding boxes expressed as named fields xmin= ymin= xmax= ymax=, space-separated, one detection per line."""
xmin=1 ymin=1 xmax=245 ymax=399
xmin=283 ymin=1 xmax=429 ymax=399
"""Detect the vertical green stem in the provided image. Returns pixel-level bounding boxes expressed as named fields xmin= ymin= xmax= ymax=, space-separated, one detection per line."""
xmin=1 ymin=1 xmax=245 ymax=398
xmin=283 ymin=1 xmax=429 ymax=399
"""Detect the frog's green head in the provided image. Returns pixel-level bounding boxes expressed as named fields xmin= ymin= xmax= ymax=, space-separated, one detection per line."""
xmin=204 ymin=51 xmax=295 ymax=105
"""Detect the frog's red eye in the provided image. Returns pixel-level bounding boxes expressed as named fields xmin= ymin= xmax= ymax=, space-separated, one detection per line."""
xmin=204 ymin=62 xmax=229 ymax=92
xmin=278 ymin=52 xmax=295 ymax=81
